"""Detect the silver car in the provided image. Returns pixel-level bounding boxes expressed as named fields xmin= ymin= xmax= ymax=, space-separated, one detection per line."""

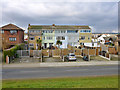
xmin=66 ymin=53 xmax=77 ymax=61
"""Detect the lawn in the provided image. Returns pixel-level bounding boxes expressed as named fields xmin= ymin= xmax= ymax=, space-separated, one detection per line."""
xmin=2 ymin=75 xmax=118 ymax=88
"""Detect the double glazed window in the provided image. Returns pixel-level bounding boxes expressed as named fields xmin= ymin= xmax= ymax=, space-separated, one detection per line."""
xmin=81 ymin=36 xmax=85 ymax=40
xmin=10 ymin=30 xmax=17 ymax=34
xmin=47 ymin=36 xmax=53 ymax=40
xmin=55 ymin=30 xmax=66 ymax=33
xmin=1 ymin=30 xmax=4 ymax=34
xmin=80 ymin=30 xmax=91 ymax=33
xmin=56 ymin=36 xmax=65 ymax=40
xmin=29 ymin=43 xmax=34 ymax=46
xmin=29 ymin=37 xmax=34 ymax=40
xmin=29 ymin=30 xmax=40 ymax=33
xmin=67 ymin=30 xmax=78 ymax=33
xmin=9 ymin=37 xmax=16 ymax=41
xmin=43 ymin=30 xmax=53 ymax=33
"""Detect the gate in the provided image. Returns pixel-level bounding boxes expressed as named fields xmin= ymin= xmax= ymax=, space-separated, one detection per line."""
xmin=33 ymin=50 xmax=42 ymax=58
xmin=17 ymin=50 xmax=30 ymax=57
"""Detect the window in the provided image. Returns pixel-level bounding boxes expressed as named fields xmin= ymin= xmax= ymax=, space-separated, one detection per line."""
xmin=29 ymin=43 xmax=34 ymax=46
xmin=10 ymin=30 xmax=17 ymax=34
xmin=1 ymin=30 xmax=4 ymax=34
xmin=56 ymin=36 xmax=65 ymax=40
xmin=80 ymin=30 xmax=91 ymax=33
xmin=43 ymin=37 xmax=45 ymax=40
xmin=43 ymin=30 xmax=53 ymax=33
xmin=61 ymin=31 xmax=66 ymax=33
xmin=47 ymin=36 xmax=52 ymax=40
xmin=88 ymin=37 xmax=90 ymax=40
xmin=67 ymin=30 xmax=77 ymax=33
xmin=81 ymin=36 xmax=85 ymax=40
xmin=9 ymin=37 xmax=16 ymax=41
xmin=29 ymin=37 xmax=34 ymax=40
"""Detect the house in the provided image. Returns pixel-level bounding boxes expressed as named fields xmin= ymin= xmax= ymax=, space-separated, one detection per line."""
xmin=1 ymin=23 xmax=24 ymax=50
xmin=97 ymin=34 xmax=107 ymax=44
xmin=28 ymin=24 xmax=92 ymax=49
xmin=0 ymin=31 xmax=2 ymax=50
xmin=28 ymin=24 xmax=42 ymax=50
xmin=79 ymin=28 xmax=92 ymax=46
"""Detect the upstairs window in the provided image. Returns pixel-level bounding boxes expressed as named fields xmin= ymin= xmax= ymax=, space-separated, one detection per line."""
xmin=56 ymin=36 xmax=65 ymax=40
xmin=9 ymin=37 xmax=16 ymax=41
xmin=67 ymin=30 xmax=78 ymax=33
xmin=29 ymin=37 xmax=34 ymax=40
xmin=43 ymin=30 xmax=53 ymax=33
xmin=10 ymin=30 xmax=17 ymax=34
xmin=81 ymin=36 xmax=85 ymax=40
xmin=47 ymin=36 xmax=52 ymax=40
xmin=29 ymin=43 xmax=34 ymax=46
xmin=80 ymin=30 xmax=91 ymax=33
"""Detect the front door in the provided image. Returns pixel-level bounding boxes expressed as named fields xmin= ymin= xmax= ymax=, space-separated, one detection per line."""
xmin=44 ymin=43 xmax=47 ymax=48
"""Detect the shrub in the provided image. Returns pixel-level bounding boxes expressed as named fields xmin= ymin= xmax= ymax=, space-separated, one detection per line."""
xmin=3 ymin=44 xmax=25 ymax=62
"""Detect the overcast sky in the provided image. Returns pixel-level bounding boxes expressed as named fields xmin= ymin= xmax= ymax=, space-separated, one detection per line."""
xmin=0 ymin=0 xmax=119 ymax=33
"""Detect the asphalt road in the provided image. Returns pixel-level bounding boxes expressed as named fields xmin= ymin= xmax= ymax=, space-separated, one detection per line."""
xmin=2 ymin=65 xmax=118 ymax=79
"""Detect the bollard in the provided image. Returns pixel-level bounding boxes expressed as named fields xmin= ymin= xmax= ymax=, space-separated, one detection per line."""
xmin=6 ymin=55 xmax=9 ymax=64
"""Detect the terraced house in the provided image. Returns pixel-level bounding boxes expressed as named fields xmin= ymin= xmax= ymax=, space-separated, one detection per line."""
xmin=28 ymin=24 xmax=92 ymax=49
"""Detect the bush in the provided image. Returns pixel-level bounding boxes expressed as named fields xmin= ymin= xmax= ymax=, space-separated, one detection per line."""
xmin=3 ymin=44 xmax=25 ymax=62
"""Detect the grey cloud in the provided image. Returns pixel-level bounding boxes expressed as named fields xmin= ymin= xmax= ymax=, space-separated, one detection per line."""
xmin=1 ymin=1 xmax=118 ymax=33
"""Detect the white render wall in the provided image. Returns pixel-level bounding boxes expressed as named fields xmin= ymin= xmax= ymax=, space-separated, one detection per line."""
xmin=55 ymin=30 xmax=79 ymax=48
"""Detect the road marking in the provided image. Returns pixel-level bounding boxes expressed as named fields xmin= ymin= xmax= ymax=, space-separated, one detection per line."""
xmin=66 ymin=69 xmax=88 ymax=72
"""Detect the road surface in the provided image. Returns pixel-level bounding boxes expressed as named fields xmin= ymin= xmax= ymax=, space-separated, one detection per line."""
xmin=2 ymin=65 xmax=118 ymax=79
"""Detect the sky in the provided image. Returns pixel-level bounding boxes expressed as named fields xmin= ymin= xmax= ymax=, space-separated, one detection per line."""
xmin=0 ymin=0 xmax=119 ymax=33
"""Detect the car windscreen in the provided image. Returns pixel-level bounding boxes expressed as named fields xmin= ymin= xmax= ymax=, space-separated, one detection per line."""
xmin=70 ymin=55 xmax=75 ymax=56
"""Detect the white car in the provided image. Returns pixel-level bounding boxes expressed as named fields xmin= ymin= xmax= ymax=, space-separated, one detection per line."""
xmin=66 ymin=53 xmax=77 ymax=61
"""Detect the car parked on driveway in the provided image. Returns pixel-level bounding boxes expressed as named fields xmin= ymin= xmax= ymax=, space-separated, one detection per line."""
xmin=65 ymin=53 xmax=77 ymax=61
xmin=83 ymin=56 xmax=88 ymax=61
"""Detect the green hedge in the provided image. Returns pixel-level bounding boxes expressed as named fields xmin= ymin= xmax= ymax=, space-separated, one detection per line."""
xmin=3 ymin=44 xmax=25 ymax=62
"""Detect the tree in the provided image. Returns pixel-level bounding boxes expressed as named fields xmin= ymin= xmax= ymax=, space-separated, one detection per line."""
xmin=56 ymin=40 xmax=62 ymax=48
xmin=36 ymin=39 xmax=42 ymax=50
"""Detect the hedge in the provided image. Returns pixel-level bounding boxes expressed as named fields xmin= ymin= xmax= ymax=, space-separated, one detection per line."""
xmin=3 ymin=44 xmax=25 ymax=62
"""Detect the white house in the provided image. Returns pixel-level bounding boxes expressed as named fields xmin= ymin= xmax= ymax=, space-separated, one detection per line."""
xmin=97 ymin=34 xmax=107 ymax=44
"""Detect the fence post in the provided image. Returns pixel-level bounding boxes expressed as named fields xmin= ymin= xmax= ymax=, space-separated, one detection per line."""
xmin=88 ymin=55 xmax=90 ymax=61
xmin=109 ymin=54 xmax=111 ymax=60
xmin=63 ymin=56 xmax=64 ymax=62
xmin=21 ymin=50 xmax=22 ymax=57
xmin=88 ymin=49 xmax=89 ymax=56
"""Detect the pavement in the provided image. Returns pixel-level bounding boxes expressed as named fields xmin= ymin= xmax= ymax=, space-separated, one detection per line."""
xmin=2 ymin=65 xmax=118 ymax=79
xmin=2 ymin=61 xmax=118 ymax=68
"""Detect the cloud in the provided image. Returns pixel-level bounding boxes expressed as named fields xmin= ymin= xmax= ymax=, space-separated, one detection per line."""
xmin=1 ymin=0 xmax=118 ymax=33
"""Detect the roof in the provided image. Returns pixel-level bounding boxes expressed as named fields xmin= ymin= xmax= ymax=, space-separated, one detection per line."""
xmin=28 ymin=24 xmax=91 ymax=30
xmin=1 ymin=24 xmax=24 ymax=30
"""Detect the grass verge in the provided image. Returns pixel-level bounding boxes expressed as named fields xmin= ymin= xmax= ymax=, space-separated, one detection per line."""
xmin=2 ymin=75 xmax=118 ymax=88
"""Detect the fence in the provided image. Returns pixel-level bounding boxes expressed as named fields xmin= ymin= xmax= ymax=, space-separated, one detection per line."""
xmin=33 ymin=50 xmax=42 ymax=58
xmin=42 ymin=49 xmax=49 ymax=57
xmin=17 ymin=50 xmax=30 ymax=57
xmin=52 ymin=49 xmax=61 ymax=57
xmin=99 ymin=51 xmax=111 ymax=60
xmin=82 ymin=49 xmax=99 ymax=56
xmin=74 ymin=49 xmax=82 ymax=57
xmin=17 ymin=50 xmax=42 ymax=58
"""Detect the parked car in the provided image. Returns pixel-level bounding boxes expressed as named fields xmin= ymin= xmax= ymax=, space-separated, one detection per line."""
xmin=66 ymin=53 xmax=77 ymax=61
xmin=83 ymin=56 xmax=88 ymax=61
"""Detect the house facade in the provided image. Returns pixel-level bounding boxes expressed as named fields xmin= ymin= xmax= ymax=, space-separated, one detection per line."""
xmin=1 ymin=24 xmax=24 ymax=50
xmin=28 ymin=24 xmax=92 ymax=49
xmin=28 ymin=24 xmax=42 ymax=50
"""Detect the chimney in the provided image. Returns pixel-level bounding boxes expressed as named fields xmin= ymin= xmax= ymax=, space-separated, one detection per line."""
xmin=52 ymin=24 xmax=55 ymax=26
xmin=28 ymin=24 xmax=30 ymax=27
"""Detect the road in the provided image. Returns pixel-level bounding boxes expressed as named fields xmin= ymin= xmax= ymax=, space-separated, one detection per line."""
xmin=2 ymin=65 xmax=118 ymax=79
